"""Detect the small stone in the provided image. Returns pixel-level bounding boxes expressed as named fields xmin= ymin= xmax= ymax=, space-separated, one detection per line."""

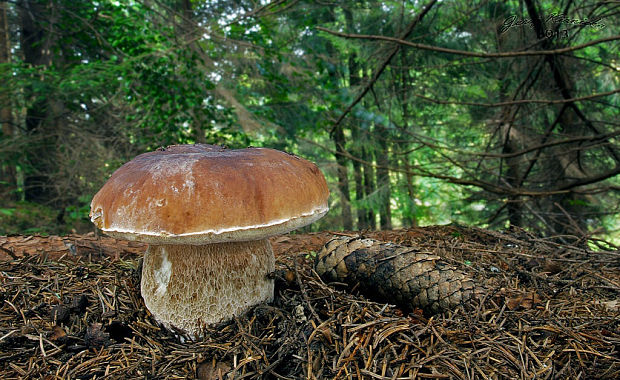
xmin=294 ymin=304 xmax=307 ymax=323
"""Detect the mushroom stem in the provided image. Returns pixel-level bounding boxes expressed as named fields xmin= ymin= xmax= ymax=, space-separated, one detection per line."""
xmin=141 ymin=239 xmax=275 ymax=337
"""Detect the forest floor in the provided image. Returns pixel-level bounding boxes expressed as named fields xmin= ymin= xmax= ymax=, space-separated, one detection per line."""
xmin=1 ymin=225 xmax=619 ymax=379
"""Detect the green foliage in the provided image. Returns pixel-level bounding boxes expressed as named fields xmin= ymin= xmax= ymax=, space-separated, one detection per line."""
xmin=65 ymin=195 xmax=92 ymax=223
xmin=0 ymin=196 xmax=95 ymax=235
xmin=0 ymin=208 xmax=15 ymax=217
xmin=0 ymin=202 xmax=59 ymax=236
xmin=1 ymin=0 xmax=617 ymax=242
xmin=1 ymin=0 xmax=249 ymax=195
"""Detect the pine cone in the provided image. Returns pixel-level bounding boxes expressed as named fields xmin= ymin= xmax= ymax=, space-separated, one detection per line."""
xmin=314 ymin=236 xmax=476 ymax=315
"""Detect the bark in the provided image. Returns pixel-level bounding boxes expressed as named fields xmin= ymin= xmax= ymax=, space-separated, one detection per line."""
xmin=315 ymin=236 xmax=476 ymax=315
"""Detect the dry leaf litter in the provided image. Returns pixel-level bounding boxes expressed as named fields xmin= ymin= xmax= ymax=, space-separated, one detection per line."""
xmin=0 ymin=225 xmax=618 ymax=379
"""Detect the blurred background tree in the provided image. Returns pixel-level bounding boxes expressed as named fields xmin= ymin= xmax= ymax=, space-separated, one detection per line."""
xmin=0 ymin=0 xmax=618 ymax=245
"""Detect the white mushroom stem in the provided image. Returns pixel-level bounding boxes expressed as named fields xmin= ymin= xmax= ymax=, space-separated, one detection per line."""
xmin=140 ymin=239 xmax=275 ymax=337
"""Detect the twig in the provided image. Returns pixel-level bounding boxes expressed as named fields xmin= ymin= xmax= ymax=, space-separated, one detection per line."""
xmin=293 ymin=257 xmax=322 ymax=323
xmin=0 ymin=245 xmax=19 ymax=260
xmin=315 ymin=28 xmax=620 ymax=59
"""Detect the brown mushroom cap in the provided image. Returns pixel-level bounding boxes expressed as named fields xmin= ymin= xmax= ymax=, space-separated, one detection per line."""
xmin=90 ymin=144 xmax=329 ymax=244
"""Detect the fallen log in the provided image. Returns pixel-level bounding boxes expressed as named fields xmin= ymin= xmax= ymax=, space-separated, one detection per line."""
xmin=314 ymin=236 xmax=476 ymax=315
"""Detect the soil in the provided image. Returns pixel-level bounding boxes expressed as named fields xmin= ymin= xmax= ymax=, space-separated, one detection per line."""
xmin=0 ymin=225 xmax=618 ymax=379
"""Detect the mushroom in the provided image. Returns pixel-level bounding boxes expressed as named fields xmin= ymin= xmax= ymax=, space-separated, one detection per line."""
xmin=90 ymin=144 xmax=329 ymax=337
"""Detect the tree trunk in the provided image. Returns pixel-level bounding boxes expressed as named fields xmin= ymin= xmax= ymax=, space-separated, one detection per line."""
xmin=351 ymin=129 xmax=367 ymax=230
xmin=0 ymin=1 xmax=16 ymax=200
xmin=20 ymin=0 xmax=59 ymax=203
xmin=522 ymin=0 xmax=614 ymax=237
xmin=397 ymin=50 xmax=416 ymax=227
xmin=332 ymin=126 xmax=353 ymax=230
xmin=344 ymin=7 xmax=367 ymax=230
xmin=362 ymin=146 xmax=376 ymax=230
xmin=324 ymin=6 xmax=353 ymax=231
xmin=403 ymin=168 xmax=416 ymax=226
xmin=499 ymin=119 xmax=523 ymax=228
xmin=376 ymin=124 xmax=392 ymax=230
xmin=176 ymin=0 xmax=206 ymax=144
xmin=493 ymin=14 xmax=525 ymax=229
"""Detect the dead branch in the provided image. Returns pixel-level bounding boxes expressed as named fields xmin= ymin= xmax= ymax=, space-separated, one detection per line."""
xmin=303 ymin=137 xmax=619 ymax=197
xmin=412 ymin=88 xmax=620 ymax=107
xmin=316 ymin=27 xmax=620 ymax=58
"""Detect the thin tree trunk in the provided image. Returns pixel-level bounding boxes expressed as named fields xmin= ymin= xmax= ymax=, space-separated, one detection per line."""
xmin=351 ymin=130 xmax=367 ymax=230
xmin=376 ymin=124 xmax=392 ymax=230
xmin=363 ymin=146 xmax=376 ymax=230
xmin=493 ymin=14 xmax=524 ymax=229
xmin=403 ymin=168 xmax=416 ymax=226
xmin=500 ymin=121 xmax=523 ymax=227
xmin=325 ymin=5 xmax=353 ymax=231
xmin=522 ymin=0 xmax=602 ymax=237
xmin=332 ymin=126 xmax=353 ymax=230
xmin=176 ymin=0 xmax=206 ymax=144
xmin=344 ymin=7 xmax=367 ymax=230
xmin=398 ymin=49 xmax=416 ymax=227
xmin=20 ymin=0 xmax=58 ymax=203
xmin=0 ymin=0 xmax=16 ymax=200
